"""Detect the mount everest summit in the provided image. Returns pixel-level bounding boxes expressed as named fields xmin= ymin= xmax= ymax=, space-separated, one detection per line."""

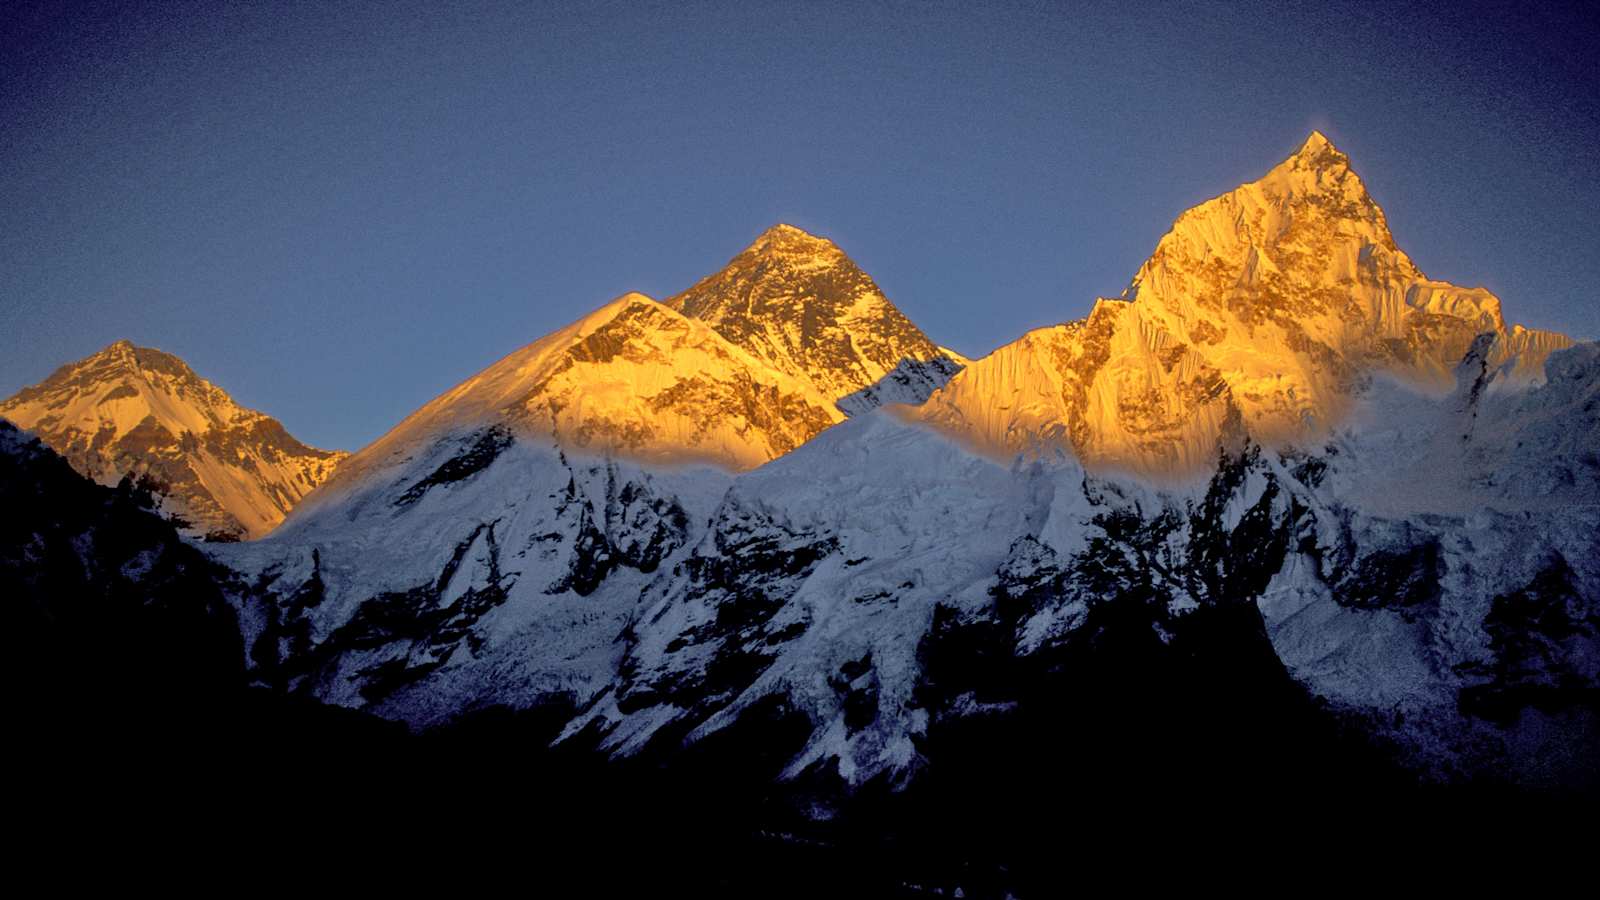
xmin=5 ymin=133 xmax=1597 ymax=831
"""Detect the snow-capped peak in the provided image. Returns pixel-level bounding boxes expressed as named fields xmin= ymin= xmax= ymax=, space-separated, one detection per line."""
xmin=1269 ymin=131 xmax=1357 ymax=187
xmin=1289 ymin=129 xmax=1339 ymax=163
xmin=668 ymin=224 xmax=957 ymax=403
xmin=0 ymin=340 xmax=346 ymax=538
xmin=918 ymin=131 xmax=1574 ymax=476
xmin=744 ymin=222 xmax=850 ymax=261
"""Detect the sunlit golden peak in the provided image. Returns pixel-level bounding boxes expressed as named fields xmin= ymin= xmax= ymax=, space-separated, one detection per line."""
xmin=85 ymin=339 xmax=159 ymax=374
xmin=607 ymin=290 xmax=658 ymax=308
xmin=760 ymin=222 xmax=820 ymax=240
xmin=83 ymin=339 xmax=197 ymax=377
xmin=93 ymin=338 xmax=146 ymax=363
xmin=746 ymin=222 xmax=843 ymax=257
xmin=1301 ymin=129 xmax=1332 ymax=152
xmin=1285 ymin=129 xmax=1348 ymax=169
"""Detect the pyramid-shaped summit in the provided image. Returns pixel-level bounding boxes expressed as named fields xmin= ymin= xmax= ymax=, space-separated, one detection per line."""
xmin=668 ymin=223 xmax=954 ymax=402
xmin=1292 ymin=129 xmax=1337 ymax=158
xmin=0 ymin=340 xmax=346 ymax=538
xmin=744 ymin=222 xmax=848 ymax=256
xmin=917 ymin=131 xmax=1574 ymax=476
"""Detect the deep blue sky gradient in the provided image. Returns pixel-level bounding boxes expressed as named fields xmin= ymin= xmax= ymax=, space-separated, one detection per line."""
xmin=3 ymin=0 xmax=1597 ymax=449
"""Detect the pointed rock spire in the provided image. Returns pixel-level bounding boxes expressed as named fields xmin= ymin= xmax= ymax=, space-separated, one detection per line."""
xmin=1238 ymin=132 xmax=1353 ymax=199
xmin=1298 ymin=130 xmax=1333 ymax=154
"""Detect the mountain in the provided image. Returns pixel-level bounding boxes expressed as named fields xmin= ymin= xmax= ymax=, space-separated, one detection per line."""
xmin=3 ymin=136 xmax=1595 ymax=881
xmin=298 ymin=227 xmax=965 ymax=513
xmin=668 ymin=223 xmax=961 ymax=407
xmin=3 ymin=138 xmax=1600 ymax=883
xmin=201 ymin=135 xmax=1595 ymax=801
xmin=0 ymin=341 xmax=346 ymax=539
xmin=299 ymin=293 xmax=842 ymax=515
xmin=0 ymin=226 xmax=958 ymax=542
xmin=217 ymin=335 xmax=1600 ymax=794
xmin=0 ymin=415 xmax=1422 ymax=889
xmin=916 ymin=132 xmax=1574 ymax=475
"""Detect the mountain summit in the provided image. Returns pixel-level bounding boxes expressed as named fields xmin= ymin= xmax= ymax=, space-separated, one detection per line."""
xmin=668 ymin=224 xmax=955 ymax=403
xmin=0 ymin=341 xmax=346 ymax=538
xmin=918 ymin=132 xmax=1573 ymax=475
xmin=301 ymin=226 xmax=964 ymax=510
xmin=1285 ymin=129 xmax=1342 ymax=166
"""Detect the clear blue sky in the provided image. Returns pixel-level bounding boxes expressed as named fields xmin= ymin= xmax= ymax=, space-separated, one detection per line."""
xmin=3 ymin=0 xmax=1596 ymax=450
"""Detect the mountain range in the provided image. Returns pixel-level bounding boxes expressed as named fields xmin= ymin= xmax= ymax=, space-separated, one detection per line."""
xmin=5 ymin=133 xmax=1597 ymax=857
xmin=7 ymin=137 xmax=1572 ymax=528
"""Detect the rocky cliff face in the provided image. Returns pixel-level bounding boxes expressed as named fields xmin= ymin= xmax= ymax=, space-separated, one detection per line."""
xmin=917 ymin=132 xmax=1573 ymax=476
xmin=0 ymin=341 xmax=346 ymax=538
